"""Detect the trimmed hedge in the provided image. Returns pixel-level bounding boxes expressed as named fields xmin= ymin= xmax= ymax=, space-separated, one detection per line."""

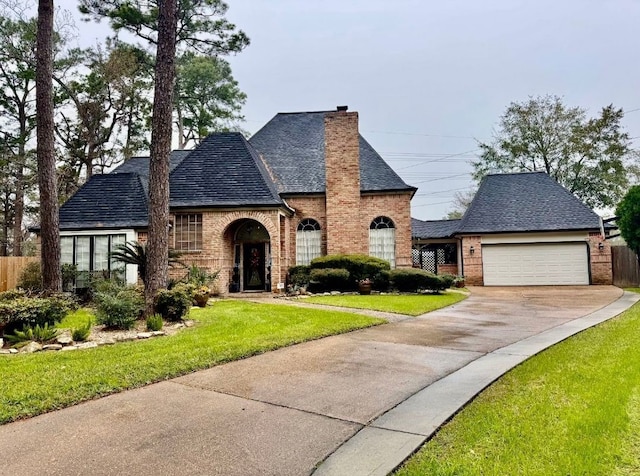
xmin=310 ymin=254 xmax=390 ymax=290
xmin=389 ymin=268 xmax=450 ymax=293
xmin=288 ymin=265 xmax=311 ymax=287
xmin=308 ymin=268 xmax=351 ymax=293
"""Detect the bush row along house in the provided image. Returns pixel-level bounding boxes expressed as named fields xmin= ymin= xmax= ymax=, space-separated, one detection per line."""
xmin=52 ymin=106 xmax=613 ymax=291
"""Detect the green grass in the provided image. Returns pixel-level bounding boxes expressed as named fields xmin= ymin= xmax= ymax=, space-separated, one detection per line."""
xmin=56 ymin=308 xmax=96 ymax=329
xmin=395 ymin=302 xmax=640 ymax=476
xmin=0 ymin=300 xmax=383 ymax=424
xmin=303 ymin=291 xmax=467 ymax=316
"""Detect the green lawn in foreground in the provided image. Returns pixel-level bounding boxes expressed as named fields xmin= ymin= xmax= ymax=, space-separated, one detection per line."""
xmin=304 ymin=291 xmax=467 ymax=316
xmin=395 ymin=301 xmax=640 ymax=475
xmin=0 ymin=301 xmax=383 ymax=424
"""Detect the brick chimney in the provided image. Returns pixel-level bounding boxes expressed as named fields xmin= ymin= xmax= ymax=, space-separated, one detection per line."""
xmin=324 ymin=106 xmax=363 ymax=254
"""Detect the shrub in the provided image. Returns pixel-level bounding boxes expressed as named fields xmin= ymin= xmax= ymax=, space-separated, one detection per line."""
xmin=389 ymin=268 xmax=447 ymax=293
xmin=0 ymin=289 xmax=27 ymax=302
xmin=373 ymin=269 xmax=390 ymax=291
xmin=288 ymin=265 xmax=311 ymax=287
xmin=146 ymin=314 xmax=164 ymax=331
xmin=439 ymin=274 xmax=456 ymax=290
xmin=61 ymin=264 xmax=78 ymax=292
xmin=17 ymin=261 xmax=42 ymax=293
xmin=0 ymin=295 xmax=74 ymax=335
xmin=94 ymin=285 xmax=144 ymax=330
xmin=5 ymin=323 xmax=58 ymax=345
xmin=71 ymin=319 xmax=92 ymax=342
xmin=309 ymin=268 xmax=350 ymax=292
xmin=310 ymin=254 xmax=391 ymax=288
xmin=155 ymin=284 xmax=191 ymax=322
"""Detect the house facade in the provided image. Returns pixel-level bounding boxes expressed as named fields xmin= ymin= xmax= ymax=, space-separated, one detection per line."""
xmin=56 ymin=107 xmax=416 ymax=292
xmin=411 ymin=172 xmax=613 ymax=286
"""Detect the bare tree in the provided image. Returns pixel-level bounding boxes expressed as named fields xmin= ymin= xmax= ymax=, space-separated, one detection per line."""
xmin=35 ymin=0 xmax=60 ymax=291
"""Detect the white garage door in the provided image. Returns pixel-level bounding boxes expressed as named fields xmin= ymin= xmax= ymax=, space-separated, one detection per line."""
xmin=482 ymin=242 xmax=589 ymax=286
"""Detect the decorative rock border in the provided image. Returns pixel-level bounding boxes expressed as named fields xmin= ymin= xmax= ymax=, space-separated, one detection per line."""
xmin=0 ymin=320 xmax=195 ymax=355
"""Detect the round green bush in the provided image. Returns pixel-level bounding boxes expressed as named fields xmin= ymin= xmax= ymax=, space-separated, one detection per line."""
xmin=155 ymin=284 xmax=192 ymax=322
xmin=95 ymin=286 xmax=144 ymax=330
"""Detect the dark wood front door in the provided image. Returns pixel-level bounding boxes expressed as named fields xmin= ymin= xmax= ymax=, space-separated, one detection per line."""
xmin=243 ymin=244 xmax=265 ymax=291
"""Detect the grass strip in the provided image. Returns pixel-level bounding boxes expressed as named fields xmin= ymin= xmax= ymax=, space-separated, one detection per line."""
xmin=304 ymin=292 xmax=467 ymax=316
xmin=395 ymin=302 xmax=640 ymax=475
xmin=0 ymin=300 xmax=383 ymax=424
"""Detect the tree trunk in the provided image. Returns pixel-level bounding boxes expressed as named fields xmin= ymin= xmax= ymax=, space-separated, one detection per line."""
xmin=145 ymin=0 xmax=178 ymax=316
xmin=36 ymin=0 xmax=61 ymax=292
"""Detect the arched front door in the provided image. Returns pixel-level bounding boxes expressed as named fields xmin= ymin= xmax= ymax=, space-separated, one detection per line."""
xmin=233 ymin=219 xmax=271 ymax=292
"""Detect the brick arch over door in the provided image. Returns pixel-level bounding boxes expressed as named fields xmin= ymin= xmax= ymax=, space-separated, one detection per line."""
xmin=215 ymin=211 xmax=279 ymax=239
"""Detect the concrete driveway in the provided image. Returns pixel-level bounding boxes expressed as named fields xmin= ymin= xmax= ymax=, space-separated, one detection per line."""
xmin=0 ymin=286 xmax=635 ymax=476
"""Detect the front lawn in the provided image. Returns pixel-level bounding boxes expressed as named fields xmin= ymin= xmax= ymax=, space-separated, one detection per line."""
xmin=0 ymin=300 xmax=383 ymax=424
xmin=304 ymin=291 xmax=467 ymax=316
xmin=395 ymin=301 xmax=640 ymax=475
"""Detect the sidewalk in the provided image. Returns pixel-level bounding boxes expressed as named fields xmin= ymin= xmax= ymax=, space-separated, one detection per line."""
xmin=0 ymin=286 xmax=635 ymax=476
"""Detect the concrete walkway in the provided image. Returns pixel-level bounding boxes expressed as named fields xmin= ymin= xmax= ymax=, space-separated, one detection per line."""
xmin=0 ymin=286 xmax=636 ymax=476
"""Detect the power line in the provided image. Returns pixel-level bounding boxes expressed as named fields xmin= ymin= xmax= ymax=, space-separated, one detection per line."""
xmin=411 ymin=172 xmax=472 ymax=185
xmin=395 ymin=149 xmax=479 ymax=171
xmin=363 ymin=129 xmax=480 ymax=140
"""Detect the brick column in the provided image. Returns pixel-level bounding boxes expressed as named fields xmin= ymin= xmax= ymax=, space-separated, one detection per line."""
xmin=589 ymin=232 xmax=613 ymax=284
xmin=461 ymin=236 xmax=483 ymax=285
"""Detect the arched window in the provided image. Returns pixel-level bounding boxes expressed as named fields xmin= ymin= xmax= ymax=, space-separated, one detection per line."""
xmin=369 ymin=216 xmax=396 ymax=267
xmin=296 ymin=218 xmax=322 ymax=265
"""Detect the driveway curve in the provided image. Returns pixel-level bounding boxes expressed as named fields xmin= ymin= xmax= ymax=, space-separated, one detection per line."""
xmin=0 ymin=286 xmax=635 ymax=476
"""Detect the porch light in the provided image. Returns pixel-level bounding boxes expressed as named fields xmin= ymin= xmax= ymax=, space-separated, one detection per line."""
xmin=598 ymin=242 xmax=605 ymax=251
xmin=469 ymin=246 xmax=475 ymax=255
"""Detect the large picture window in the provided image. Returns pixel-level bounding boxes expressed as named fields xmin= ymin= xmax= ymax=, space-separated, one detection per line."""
xmin=174 ymin=214 xmax=203 ymax=251
xmin=369 ymin=216 xmax=396 ymax=267
xmin=61 ymin=234 xmax=127 ymax=288
xmin=296 ymin=218 xmax=322 ymax=265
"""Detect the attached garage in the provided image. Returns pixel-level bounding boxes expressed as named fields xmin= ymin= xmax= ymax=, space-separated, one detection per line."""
xmin=482 ymin=242 xmax=590 ymax=286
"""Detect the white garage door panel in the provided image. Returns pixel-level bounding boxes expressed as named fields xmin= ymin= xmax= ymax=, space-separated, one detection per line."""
xmin=482 ymin=243 xmax=589 ymax=285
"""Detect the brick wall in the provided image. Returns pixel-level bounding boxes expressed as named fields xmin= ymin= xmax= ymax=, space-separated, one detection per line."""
xmin=285 ymin=195 xmax=327 ymax=267
xmin=360 ymin=193 xmax=413 ymax=267
xmin=324 ymin=110 xmax=364 ymax=254
xmin=461 ymin=236 xmax=483 ymax=285
xmin=197 ymin=209 xmax=282 ymax=292
xmin=588 ymin=232 xmax=613 ymax=285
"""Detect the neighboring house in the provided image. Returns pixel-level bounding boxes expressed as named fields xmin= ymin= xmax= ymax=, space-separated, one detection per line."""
xmin=411 ymin=172 xmax=613 ymax=285
xmin=55 ymin=107 xmax=417 ymax=292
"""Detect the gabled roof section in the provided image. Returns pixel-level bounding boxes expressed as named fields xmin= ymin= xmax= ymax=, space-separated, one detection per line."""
xmin=457 ymin=172 xmax=602 ymax=234
xmin=169 ymin=132 xmax=284 ymax=208
xmin=112 ymin=150 xmax=191 ymax=196
xmin=412 ymin=218 xmax=461 ymax=239
xmin=59 ymin=173 xmax=148 ymax=230
xmin=249 ymin=111 xmax=416 ymax=194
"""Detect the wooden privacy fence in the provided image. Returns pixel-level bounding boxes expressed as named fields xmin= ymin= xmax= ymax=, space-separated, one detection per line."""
xmin=611 ymin=245 xmax=640 ymax=288
xmin=0 ymin=257 xmax=39 ymax=292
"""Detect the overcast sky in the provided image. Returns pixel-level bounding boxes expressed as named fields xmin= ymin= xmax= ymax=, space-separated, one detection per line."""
xmin=63 ymin=0 xmax=640 ymax=220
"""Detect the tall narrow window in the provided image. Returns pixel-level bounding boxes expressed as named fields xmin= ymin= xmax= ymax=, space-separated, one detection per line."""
xmin=174 ymin=214 xmax=203 ymax=251
xmin=296 ymin=218 xmax=322 ymax=265
xmin=369 ymin=216 xmax=396 ymax=267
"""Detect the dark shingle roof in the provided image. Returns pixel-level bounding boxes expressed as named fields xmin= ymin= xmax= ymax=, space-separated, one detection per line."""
xmin=249 ymin=111 xmax=416 ymax=194
xmin=169 ymin=132 xmax=284 ymax=208
xmin=411 ymin=218 xmax=461 ymax=239
xmin=112 ymin=150 xmax=191 ymax=196
xmin=457 ymin=172 xmax=602 ymax=234
xmin=59 ymin=173 xmax=148 ymax=230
